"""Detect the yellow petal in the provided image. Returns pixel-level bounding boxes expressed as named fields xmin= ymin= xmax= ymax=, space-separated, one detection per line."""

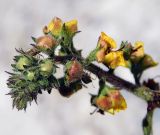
xmin=48 ymin=17 xmax=63 ymax=36
xmin=104 ymin=51 xmax=126 ymax=69
xmin=108 ymin=90 xmax=127 ymax=114
xmin=107 ymin=108 xmax=115 ymax=114
xmin=98 ymin=32 xmax=117 ymax=50
xmin=104 ymin=51 xmax=117 ymax=64
xmin=65 ymin=19 xmax=78 ymax=35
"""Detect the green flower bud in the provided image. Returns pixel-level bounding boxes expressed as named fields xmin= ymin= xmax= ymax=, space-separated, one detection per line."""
xmin=40 ymin=59 xmax=54 ymax=77
xmin=25 ymin=71 xmax=36 ymax=81
xmin=16 ymin=56 xmax=31 ymax=70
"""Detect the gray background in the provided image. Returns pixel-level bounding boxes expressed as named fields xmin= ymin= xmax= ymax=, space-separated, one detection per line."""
xmin=0 ymin=0 xmax=160 ymax=135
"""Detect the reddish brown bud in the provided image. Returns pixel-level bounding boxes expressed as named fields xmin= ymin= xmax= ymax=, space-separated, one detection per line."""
xmin=36 ymin=35 xmax=57 ymax=50
xmin=67 ymin=60 xmax=83 ymax=83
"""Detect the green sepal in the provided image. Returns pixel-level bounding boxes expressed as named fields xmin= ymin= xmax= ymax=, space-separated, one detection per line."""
xmin=16 ymin=56 xmax=32 ymax=70
xmin=121 ymin=41 xmax=132 ymax=60
xmin=130 ymin=54 xmax=158 ymax=85
xmin=31 ymin=36 xmax=36 ymax=43
xmin=24 ymin=70 xmax=37 ymax=81
xmin=13 ymin=55 xmax=21 ymax=62
xmin=65 ymin=60 xmax=73 ymax=70
xmin=90 ymin=80 xmax=112 ymax=106
xmin=61 ymin=24 xmax=72 ymax=46
xmin=141 ymin=54 xmax=158 ymax=70
xmin=85 ymin=47 xmax=100 ymax=65
xmin=98 ymin=81 xmax=114 ymax=96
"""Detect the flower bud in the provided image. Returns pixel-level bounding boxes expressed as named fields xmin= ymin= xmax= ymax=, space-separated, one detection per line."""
xmin=65 ymin=19 xmax=78 ymax=36
xmin=66 ymin=60 xmax=83 ymax=83
xmin=36 ymin=35 xmax=57 ymax=50
xmin=40 ymin=59 xmax=54 ymax=77
xmin=16 ymin=56 xmax=31 ymax=70
xmin=25 ymin=71 xmax=36 ymax=81
xmin=141 ymin=54 xmax=158 ymax=70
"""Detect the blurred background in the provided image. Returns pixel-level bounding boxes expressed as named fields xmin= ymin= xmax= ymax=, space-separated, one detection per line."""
xmin=0 ymin=0 xmax=160 ymax=135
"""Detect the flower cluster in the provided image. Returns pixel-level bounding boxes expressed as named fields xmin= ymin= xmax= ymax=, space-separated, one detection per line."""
xmin=122 ymin=41 xmax=158 ymax=84
xmin=29 ymin=17 xmax=79 ymax=56
xmin=95 ymin=32 xmax=126 ymax=69
xmin=87 ymin=32 xmax=157 ymax=72
xmin=7 ymin=51 xmax=58 ymax=110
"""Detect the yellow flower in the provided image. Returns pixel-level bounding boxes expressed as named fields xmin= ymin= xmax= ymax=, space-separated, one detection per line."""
xmin=95 ymin=89 xmax=127 ymax=114
xmin=43 ymin=17 xmax=63 ymax=37
xmin=104 ymin=51 xmax=126 ymax=69
xmin=98 ymin=32 xmax=117 ymax=50
xmin=95 ymin=32 xmax=117 ymax=63
xmin=131 ymin=41 xmax=144 ymax=63
xmin=65 ymin=19 xmax=78 ymax=35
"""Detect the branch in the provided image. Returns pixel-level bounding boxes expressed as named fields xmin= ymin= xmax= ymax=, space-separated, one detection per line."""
xmin=53 ymin=55 xmax=160 ymax=104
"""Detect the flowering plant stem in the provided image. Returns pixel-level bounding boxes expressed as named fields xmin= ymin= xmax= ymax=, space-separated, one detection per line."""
xmin=6 ymin=17 xmax=160 ymax=135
